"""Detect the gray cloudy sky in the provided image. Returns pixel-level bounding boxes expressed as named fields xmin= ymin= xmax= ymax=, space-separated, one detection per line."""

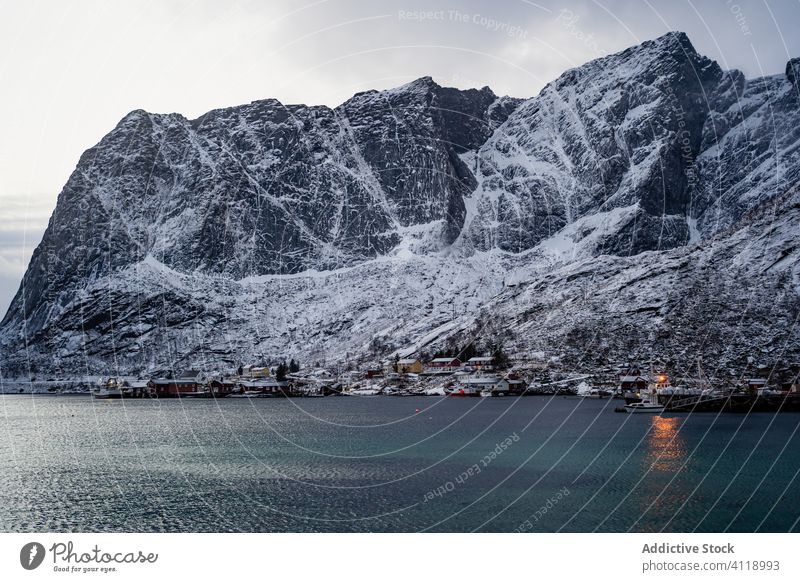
xmin=1 ymin=0 xmax=798 ymax=314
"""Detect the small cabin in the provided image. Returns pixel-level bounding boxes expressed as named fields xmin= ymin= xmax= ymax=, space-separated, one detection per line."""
xmin=505 ymin=373 xmax=527 ymax=395
xmin=747 ymin=378 xmax=768 ymax=394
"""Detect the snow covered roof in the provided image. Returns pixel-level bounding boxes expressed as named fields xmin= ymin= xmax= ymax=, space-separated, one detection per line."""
xmin=398 ymin=358 xmax=419 ymax=364
xmin=430 ymin=357 xmax=459 ymax=363
xmin=468 ymin=357 xmax=494 ymax=363
xmin=620 ymin=375 xmax=647 ymax=382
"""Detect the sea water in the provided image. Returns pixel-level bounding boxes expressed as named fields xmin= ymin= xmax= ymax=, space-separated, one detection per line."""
xmin=1 ymin=394 xmax=798 ymax=532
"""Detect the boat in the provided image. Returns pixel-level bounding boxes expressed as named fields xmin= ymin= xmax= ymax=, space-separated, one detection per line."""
xmin=91 ymin=378 xmax=123 ymax=399
xmin=92 ymin=386 xmax=123 ymax=399
xmin=619 ymin=367 xmax=671 ymax=404
xmin=444 ymin=385 xmax=482 ymax=397
xmin=346 ymin=387 xmax=382 ymax=396
xmin=624 ymin=400 xmax=665 ymax=413
xmin=624 ymin=392 xmax=664 ymax=414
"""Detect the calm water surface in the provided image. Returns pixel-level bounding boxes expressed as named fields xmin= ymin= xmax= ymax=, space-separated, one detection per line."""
xmin=1 ymin=394 xmax=799 ymax=532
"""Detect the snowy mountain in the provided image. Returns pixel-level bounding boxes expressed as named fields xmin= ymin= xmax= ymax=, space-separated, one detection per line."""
xmin=1 ymin=32 xmax=798 ymax=381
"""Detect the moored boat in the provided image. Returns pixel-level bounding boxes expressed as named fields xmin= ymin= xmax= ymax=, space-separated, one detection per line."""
xmin=92 ymin=378 xmax=123 ymax=399
xmin=624 ymin=389 xmax=664 ymax=413
xmin=92 ymin=386 xmax=123 ymax=399
xmin=345 ymin=388 xmax=382 ymax=396
xmin=444 ymin=385 xmax=482 ymax=397
xmin=624 ymin=400 xmax=665 ymax=413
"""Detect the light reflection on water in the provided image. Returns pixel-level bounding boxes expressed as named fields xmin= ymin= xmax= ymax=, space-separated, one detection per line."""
xmin=646 ymin=416 xmax=685 ymax=473
xmin=626 ymin=415 xmax=688 ymax=531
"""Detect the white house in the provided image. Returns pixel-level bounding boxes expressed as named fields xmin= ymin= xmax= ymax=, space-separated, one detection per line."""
xmin=466 ymin=356 xmax=496 ymax=371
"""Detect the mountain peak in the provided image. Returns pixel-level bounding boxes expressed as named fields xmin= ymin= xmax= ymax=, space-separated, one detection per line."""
xmin=116 ymin=108 xmax=151 ymax=127
xmin=651 ymin=30 xmax=692 ymax=46
xmin=412 ymin=75 xmax=436 ymax=84
xmin=549 ymin=30 xmax=718 ymax=95
xmin=396 ymin=75 xmax=440 ymax=93
xmin=620 ymin=30 xmax=702 ymax=63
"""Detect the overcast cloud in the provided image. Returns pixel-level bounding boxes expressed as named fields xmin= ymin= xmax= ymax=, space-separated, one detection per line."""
xmin=1 ymin=0 xmax=798 ymax=314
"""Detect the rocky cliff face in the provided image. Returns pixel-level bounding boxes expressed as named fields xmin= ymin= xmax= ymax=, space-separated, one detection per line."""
xmin=463 ymin=32 xmax=722 ymax=255
xmin=690 ymin=66 xmax=800 ymax=236
xmin=0 ymin=78 xmax=518 ymax=342
xmin=1 ymin=32 xmax=798 ymax=379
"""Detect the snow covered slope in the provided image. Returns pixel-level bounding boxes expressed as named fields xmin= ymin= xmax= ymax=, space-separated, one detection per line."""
xmin=1 ymin=32 xmax=798 ymax=378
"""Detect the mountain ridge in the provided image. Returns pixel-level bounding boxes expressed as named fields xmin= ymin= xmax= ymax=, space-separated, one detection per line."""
xmin=2 ymin=31 xmax=799 ymax=379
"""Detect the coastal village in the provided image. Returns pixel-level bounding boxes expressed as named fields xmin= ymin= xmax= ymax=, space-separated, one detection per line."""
xmin=35 ymin=350 xmax=799 ymax=413
xmin=90 ymin=354 xmax=528 ymax=399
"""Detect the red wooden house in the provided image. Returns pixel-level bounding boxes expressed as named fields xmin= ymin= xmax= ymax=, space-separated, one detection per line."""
xmin=148 ymin=378 xmax=201 ymax=397
xmin=208 ymin=378 xmax=238 ymax=397
xmin=425 ymin=357 xmax=462 ymax=373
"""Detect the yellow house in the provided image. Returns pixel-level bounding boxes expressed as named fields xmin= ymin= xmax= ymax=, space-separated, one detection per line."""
xmin=396 ymin=358 xmax=423 ymax=374
xmin=242 ymin=365 xmax=270 ymax=378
